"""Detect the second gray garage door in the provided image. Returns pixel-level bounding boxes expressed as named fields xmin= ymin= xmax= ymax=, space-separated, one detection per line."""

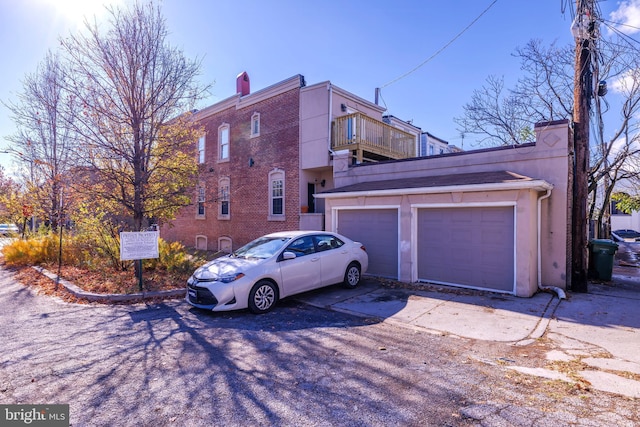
xmin=337 ymin=209 xmax=398 ymax=279
xmin=417 ymin=206 xmax=515 ymax=292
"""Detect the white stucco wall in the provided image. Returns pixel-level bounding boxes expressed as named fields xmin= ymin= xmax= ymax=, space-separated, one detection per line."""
xmin=320 ymin=121 xmax=571 ymax=296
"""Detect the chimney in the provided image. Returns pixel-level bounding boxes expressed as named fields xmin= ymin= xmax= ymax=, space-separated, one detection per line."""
xmin=236 ymin=71 xmax=250 ymax=96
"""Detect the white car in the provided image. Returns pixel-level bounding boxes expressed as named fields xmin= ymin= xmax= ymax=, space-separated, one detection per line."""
xmin=186 ymin=231 xmax=368 ymax=314
xmin=0 ymin=223 xmax=19 ymax=236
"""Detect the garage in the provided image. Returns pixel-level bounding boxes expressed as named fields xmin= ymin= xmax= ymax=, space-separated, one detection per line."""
xmin=337 ymin=209 xmax=399 ymax=278
xmin=416 ymin=206 xmax=515 ymax=292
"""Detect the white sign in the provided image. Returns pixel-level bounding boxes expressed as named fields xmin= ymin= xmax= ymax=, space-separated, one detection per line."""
xmin=120 ymin=231 xmax=159 ymax=261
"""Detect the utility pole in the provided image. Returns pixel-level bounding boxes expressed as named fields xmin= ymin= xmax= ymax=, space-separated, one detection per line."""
xmin=571 ymin=0 xmax=596 ymax=292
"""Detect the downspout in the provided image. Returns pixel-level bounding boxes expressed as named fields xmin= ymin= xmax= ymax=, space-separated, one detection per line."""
xmin=537 ymin=189 xmax=567 ymax=299
xmin=328 ymin=83 xmax=336 ymax=155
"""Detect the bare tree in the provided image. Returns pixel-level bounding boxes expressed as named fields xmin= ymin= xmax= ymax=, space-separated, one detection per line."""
xmin=597 ymin=61 xmax=640 ymax=230
xmin=453 ymin=75 xmax=533 ymax=146
xmin=59 ymin=2 xmax=209 ymax=232
xmin=3 ymin=52 xmax=75 ymax=230
xmin=455 ymin=40 xmax=574 ymax=147
xmin=455 ymin=37 xmax=640 ymax=238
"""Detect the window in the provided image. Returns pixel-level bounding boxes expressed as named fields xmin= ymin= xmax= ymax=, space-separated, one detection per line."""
xmin=269 ymin=170 xmax=285 ymax=218
xmin=195 ymin=235 xmax=207 ymax=250
xmin=219 ymin=124 xmax=229 ymax=161
xmin=251 ymin=113 xmax=260 ymax=137
xmin=272 ymin=180 xmax=283 ymax=214
xmin=314 ymin=234 xmax=344 ymax=252
xmin=197 ymin=186 xmax=205 ymax=217
xmin=219 ymin=177 xmax=230 ymax=219
xmin=198 ymin=135 xmax=205 ymax=164
xmin=428 ymin=144 xmax=434 ymax=156
xmin=611 ymin=200 xmax=630 ymax=215
xmin=420 ymin=134 xmax=427 ymax=156
xmin=286 ymin=236 xmax=315 ymax=257
xmin=218 ymin=236 xmax=232 ymax=253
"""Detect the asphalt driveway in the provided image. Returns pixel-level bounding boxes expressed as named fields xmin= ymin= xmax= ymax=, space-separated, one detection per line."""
xmin=1 ymin=265 xmax=639 ymax=426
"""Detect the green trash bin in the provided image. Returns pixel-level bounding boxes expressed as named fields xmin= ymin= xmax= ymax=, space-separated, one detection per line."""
xmin=589 ymin=239 xmax=619 ymax=281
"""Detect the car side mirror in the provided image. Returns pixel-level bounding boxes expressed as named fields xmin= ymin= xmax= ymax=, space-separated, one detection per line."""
xmin=282 ymin=251 xmax=296 ymax=260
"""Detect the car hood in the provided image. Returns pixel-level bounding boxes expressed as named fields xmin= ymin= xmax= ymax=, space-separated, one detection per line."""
xmin=193 ymin=255 xmax=263 ymax=280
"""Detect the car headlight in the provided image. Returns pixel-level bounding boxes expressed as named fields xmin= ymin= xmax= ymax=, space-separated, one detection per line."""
xmin=219 ymin=273 xmax=245 ymax=283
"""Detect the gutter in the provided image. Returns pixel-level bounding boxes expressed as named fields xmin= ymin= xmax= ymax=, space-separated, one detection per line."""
xmin=537 ymin=188 xmax=566 ymax=299
xmin=328 ymin=83 xmax=336 ymax=156
xmin=315 ymin=180 xmax=553 ymax=199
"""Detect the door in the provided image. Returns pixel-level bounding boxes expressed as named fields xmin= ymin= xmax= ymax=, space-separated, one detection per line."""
xmin=314 ymin=234 xmax=350 ymax=286
xmin=417 ymin=206 xmax=515 ymax=292
xmin=278 ymin=235 xmax=321 ymax=295
xmin=307 ymin=183 xmax=316 ymax=213
xmin=338 ymin=209 xmax=398 ymax=278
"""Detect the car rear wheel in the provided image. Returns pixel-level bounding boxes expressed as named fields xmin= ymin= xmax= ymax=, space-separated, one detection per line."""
xmin=343 ymin=262 xmax=361 ymax=289
xmin=248 ymin=280 xmax=278 ymax=314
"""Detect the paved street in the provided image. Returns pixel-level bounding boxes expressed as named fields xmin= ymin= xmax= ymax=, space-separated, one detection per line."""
xmin=0 ymin=265 xmax=638 ymax=426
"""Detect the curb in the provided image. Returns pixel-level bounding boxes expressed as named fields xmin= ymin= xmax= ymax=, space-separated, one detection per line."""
xmin=32 ymin=266 xmax=185 ymax=303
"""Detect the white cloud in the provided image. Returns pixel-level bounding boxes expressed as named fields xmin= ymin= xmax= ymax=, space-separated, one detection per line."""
xmin=610 ymin=68 xmax=639 ymax=95
xmin=609 ymin=0 xmax=640 ymax=35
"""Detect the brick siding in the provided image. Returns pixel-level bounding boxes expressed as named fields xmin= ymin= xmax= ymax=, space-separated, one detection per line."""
xmin=161 ymin=88 xmax=301 ymax=251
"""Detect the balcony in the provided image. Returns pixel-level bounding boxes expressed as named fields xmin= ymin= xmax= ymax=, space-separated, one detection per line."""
xmin=331 ymin=113 xmax=416 ymax=163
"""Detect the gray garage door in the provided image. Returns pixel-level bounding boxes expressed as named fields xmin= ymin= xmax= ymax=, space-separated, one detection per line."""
xmin=337 ymin=209 xmax=398 ymax=278
xmin=417 ymin=206 xmax=514 ymax=292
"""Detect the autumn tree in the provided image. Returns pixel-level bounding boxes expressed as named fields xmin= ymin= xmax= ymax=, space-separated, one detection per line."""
xmin=0 ymin=166 xmax=24 ymax=227
xmin=455 ymin=38 xmax=640 ymax=238
xmin=59 ymin=2 xmax=209 ymax=233
xmin=4 ymin=52 xmax=76 ymax=230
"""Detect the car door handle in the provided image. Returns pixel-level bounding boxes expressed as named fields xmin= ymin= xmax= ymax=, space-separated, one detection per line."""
xmin=311 ymin=257 xmax=320 ymax=262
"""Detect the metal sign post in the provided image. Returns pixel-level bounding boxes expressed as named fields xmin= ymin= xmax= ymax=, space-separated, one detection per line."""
xmin=120 ymin=231 xmax=160 ymax=292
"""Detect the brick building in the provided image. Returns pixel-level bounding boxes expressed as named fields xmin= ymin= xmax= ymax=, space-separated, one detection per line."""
xmin=161 ymin=72 xmax=417 ymax=252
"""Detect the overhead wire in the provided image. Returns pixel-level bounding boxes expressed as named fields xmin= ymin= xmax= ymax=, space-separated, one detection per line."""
xmin=600 ymin=19 xmax=640 ymax=52
xmin=377 ymin=0 xmax=498 ymax=122
xmin=379 ymin=0 xmax=498 ymax=89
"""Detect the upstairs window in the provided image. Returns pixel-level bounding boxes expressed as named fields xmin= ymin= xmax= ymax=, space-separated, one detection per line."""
xmin=419 ymin=135 xmax=427 ymax=157
xmin=251 ymin=112 xmax=260 ymax=138
xmin=197 ymin=186 xmax=206 ymax=217
xmin=198 ymin=135 xmax=206 ymax=163
xmin=269 ymin=170 xmax=285 ymax=218
xmin=219 ymin=177 xmax=230 ymax=219
xmin=219 ymin=124 xmax=229 ymax=161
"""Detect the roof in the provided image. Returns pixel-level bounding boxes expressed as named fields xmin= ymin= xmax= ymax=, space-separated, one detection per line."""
xmin=316 ymin=170 xmax=553 ymax=198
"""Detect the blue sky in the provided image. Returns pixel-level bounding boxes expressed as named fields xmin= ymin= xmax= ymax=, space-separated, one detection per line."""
xmin=1 ymin=0 xmax=638 ymax=174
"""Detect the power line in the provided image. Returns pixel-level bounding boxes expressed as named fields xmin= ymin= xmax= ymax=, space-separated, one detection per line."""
xmin=379 ymin=0 xmax=498 ymax=89
xmin=600 ymin=19 xmax=640 ymax=50
xmin=601 ymin=18 xmax=640 ymax=33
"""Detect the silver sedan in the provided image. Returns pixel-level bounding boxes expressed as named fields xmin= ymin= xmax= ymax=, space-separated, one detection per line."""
xmin=186 ymin=231 xmax=368 ymax=313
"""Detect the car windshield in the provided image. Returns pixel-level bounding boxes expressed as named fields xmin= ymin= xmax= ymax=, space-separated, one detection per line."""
xmin=615 ymin=230 xmax=640 ymax=238
xmin=232 ymin=236 xmax=291 ymax=259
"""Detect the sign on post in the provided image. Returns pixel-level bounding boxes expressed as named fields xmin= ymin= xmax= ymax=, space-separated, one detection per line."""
xmin=120 ymin=231 xmax=159 ymax=261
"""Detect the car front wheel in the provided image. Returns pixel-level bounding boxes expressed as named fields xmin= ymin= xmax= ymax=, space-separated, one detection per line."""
xmin=343 ymin=262 xmax=361 ymax=289
xmin=248 ymin=280 xmax=278 ymax=314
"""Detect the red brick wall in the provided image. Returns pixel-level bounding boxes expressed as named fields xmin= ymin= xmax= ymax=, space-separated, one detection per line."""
xmin=161 ymin=87 xmax=301 ymax=251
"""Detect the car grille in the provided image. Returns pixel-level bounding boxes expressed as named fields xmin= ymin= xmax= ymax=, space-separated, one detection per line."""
xmin=187 ymin=283 xmax=218 ymax=306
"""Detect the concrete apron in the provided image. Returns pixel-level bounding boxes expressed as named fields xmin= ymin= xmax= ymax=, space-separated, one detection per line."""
xmin=296 ymin=272 xmax=640 ymax=399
